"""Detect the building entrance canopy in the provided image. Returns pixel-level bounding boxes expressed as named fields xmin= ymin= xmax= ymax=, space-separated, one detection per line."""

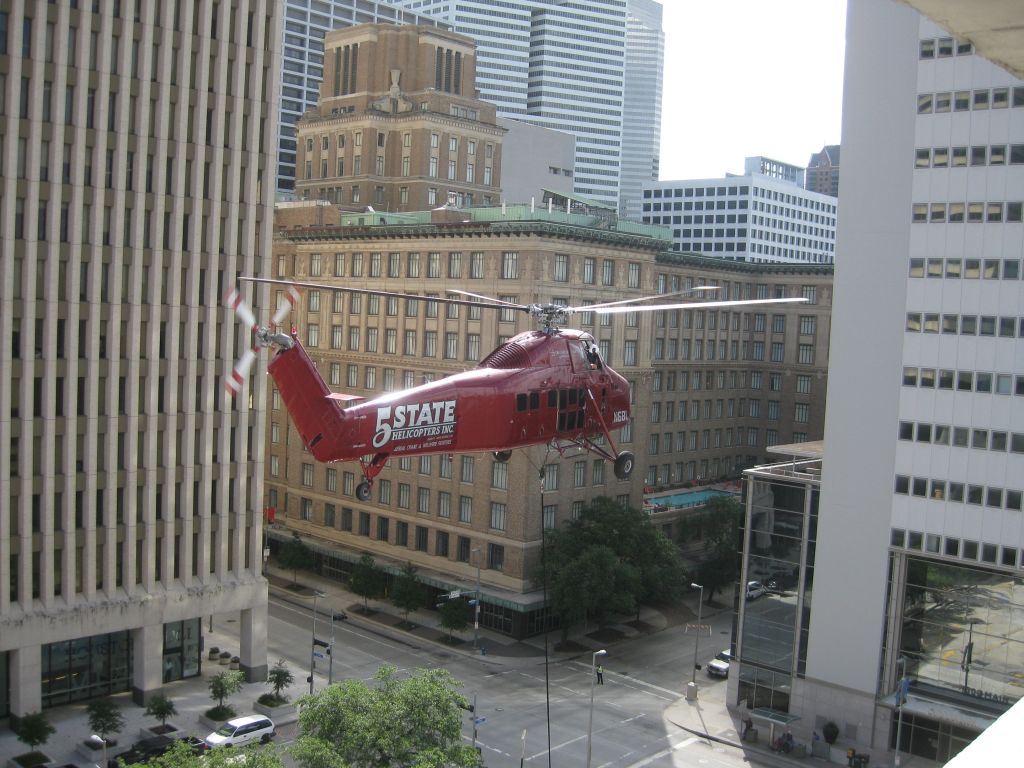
xmin=750 ymin=707 xmax=801 ymax=744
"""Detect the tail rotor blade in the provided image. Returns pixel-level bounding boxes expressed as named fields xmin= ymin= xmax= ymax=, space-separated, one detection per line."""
xmin=224 ymin=348 xmax=258 ymax=397
xmin=271 ymin=286 xmax=302 ymax=326
xmin=224 ymin=286 xmax=257 ymax=329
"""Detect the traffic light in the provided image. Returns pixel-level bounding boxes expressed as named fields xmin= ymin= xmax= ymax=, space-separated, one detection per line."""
xmin=313 ymin=638 xmax=331 ymax=655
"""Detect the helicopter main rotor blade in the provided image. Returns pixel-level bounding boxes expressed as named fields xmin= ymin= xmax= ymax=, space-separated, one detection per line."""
xmin=241 ymin=277 xmax=509 ymax=311
xmin=448 ymin=289 xmax=529 ymax=310
xmin=593 ymin=297 xmax=808 ymax=314
xmin=572 ymin=286 xmax=719 ymax=312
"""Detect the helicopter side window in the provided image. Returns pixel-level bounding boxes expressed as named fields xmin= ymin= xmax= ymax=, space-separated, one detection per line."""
xmin=548 ymin=390 xmax=557 ymax=408
xmin=516 ymin=393 xmax=528 ymax=412
xmin=530 ymin=391 xmax=540 ymax=410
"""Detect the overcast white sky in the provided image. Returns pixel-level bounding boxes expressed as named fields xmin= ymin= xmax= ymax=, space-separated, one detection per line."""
xmin=658 ymin=0 xmax=848 ymax=181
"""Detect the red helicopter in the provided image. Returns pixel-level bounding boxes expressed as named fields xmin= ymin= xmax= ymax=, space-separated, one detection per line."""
xmin=225 ymin=281 xmax=805 ymax=501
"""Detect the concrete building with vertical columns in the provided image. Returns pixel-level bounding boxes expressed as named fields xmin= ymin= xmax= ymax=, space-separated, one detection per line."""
xmin=0 ymin=1 xmax=280 ymax=718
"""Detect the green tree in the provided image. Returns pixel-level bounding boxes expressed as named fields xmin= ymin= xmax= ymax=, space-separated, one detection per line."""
xmin=139 ymin=739 xmax=284 ymax=768
xmin=278 ymin=532 xmax=311 ymax=585
xmin=144 ymin=696 xmax=178 ymax=729
xmin=391 ymin=562 xmax=425 ymax=624
xmin=350 ymin=553 xmax=384 ymax=611
xmin=693 ymin=496 xmax=743 ymax=602
xmin=87 ymin=699 xmax=125 ymax=745
xmin=292 ymin=665 xmax=481 ymax=768
xmin=534 ymin=497 xmax=686 ymax=635
xmin=548 ymin=545 xmax=639 ymax=640
xmin=208 ymin=670 xmax=245 ymax=721
xmin=14 ymin=712 xmax=55 ymax=753
xmin=266 ymin=659 xmax=294 ymax=704
xmin=144 ymin=694 xmax=177 ymax=731
xmin=437 ymin=596 xmax=469 ymax=642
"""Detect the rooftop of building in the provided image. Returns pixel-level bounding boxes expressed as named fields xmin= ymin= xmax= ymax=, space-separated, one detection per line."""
xmin=656 ymin=251 xmax=834 ymax=277
xmin=275 ymin=202 xmax=674 ymax=247
xmin=744 ymin=441 xmax=825 ymax=486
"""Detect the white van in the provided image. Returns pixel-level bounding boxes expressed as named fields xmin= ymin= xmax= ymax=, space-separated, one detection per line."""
xmin=204 ymin=715 xmax=275 ymax=748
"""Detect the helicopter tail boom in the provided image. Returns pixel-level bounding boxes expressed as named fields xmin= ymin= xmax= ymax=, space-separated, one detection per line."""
xmin=267 ymin=339 xmax=348 ymax=462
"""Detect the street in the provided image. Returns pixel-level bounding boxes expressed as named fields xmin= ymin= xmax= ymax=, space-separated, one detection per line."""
xmin=252 ymin=594 xmax=775 ymax=767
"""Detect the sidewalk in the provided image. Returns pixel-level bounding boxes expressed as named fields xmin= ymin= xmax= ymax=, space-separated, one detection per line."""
xmin=262 ymin=562 xmax=712 ymax=662
xmin=662 ymin=675 xmax=944 ymax=768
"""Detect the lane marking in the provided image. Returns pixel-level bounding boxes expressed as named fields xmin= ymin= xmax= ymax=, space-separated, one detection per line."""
xmin=622 ymin=735 xmax=700 ymax=767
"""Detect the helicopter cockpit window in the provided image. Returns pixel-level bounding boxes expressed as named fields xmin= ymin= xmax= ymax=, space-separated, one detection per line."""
xmin=516 ymin=393 xmax=528 ymax=412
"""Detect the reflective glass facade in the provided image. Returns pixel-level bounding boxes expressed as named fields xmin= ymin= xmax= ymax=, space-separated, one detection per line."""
xmin=898 ymin=557 xmax=1024 ymax=705
xmin=738 ymin=472 xmax=819 ymax=711
xmin=41 ymin=631 xmax=132 ymax=708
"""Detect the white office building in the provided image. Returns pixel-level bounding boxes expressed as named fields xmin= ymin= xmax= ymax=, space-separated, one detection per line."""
xmin=276 ymin=0 xmax=445 ymax=191
xmin=0 ymin=1 xmax=279 ymax=716
xmin=731 ymin=2 xmax=1024 ymax=764
xmin=642 ymin=169 xmax=837 ymax=264
xmin=398 ymin=0 xmax=663 ymax=212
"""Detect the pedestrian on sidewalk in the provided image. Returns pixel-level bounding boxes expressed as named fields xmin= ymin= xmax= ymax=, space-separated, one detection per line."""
xmin=596 ymin=664 xmax=604 ymax=684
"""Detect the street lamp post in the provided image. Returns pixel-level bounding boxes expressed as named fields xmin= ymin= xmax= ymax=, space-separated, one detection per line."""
xmin=472 ymin=547 xmax=482 ymax=649
xmin=687 ymin=583 xmax=704 ymax=700
xmin=586 ymin=649 xmax=607 ymax=768
xmin=894 ymin=656 xmax=908 ymax=767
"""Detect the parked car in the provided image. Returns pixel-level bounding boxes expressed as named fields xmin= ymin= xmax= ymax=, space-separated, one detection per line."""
xmin=706 ymin=649 xmax=732 ymax=678
xmin=108 ymin=735 xmax=205 ymax=768
xmin=204 ymin=715 xmax=275 ymax=748
xmin=745 ymin=580 xmax=765 ymax=600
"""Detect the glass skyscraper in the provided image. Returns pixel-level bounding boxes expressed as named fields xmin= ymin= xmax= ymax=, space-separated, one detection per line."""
xmin=398 ymin=0 xmax=663 ymax=213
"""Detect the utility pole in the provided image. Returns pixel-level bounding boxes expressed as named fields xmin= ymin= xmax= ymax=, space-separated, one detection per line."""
xmin=472 ymin=547 xmax=482 ymax=649
xmin=687 ymin=583 xmax=704 ymax=701
xmin=328 ymin=609 xmax=336 ymax=685
xmin=309 ymin=591 xmax=323 ymax=694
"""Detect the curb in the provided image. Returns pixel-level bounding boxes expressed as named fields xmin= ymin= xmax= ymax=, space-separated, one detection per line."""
xmin=268 ymin=582 xmax=511 ymax=666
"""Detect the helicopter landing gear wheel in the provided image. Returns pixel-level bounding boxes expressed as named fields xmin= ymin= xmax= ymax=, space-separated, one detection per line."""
xmin=492 ymin=450 xmax=512 ymax=463
xmin=613 ymin=451 xmax=634 ymax=480
xmin=356 ymin=481 xmax=372 ymax=502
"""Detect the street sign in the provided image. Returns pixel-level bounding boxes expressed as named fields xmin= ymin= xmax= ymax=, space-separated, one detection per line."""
xmin=684 ymin=623 xmax=712 ymax=635
xmin=313 ymin=652 xmax=324 ymax=659
xmin=449 ymin=590 xmax=462 ymax=599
